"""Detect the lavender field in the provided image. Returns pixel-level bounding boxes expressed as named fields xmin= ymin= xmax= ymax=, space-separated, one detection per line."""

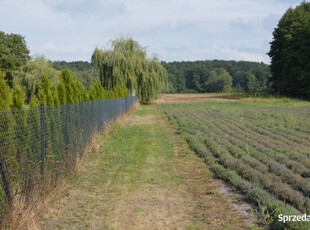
xmin=162 ymin=99 xmax=310 ymax=229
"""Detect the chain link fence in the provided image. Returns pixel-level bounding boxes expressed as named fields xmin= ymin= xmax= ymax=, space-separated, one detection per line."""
xmin=0 ymin=96 xmax=138 ymax=225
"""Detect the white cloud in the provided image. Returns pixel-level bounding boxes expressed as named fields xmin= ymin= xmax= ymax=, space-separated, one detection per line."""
xmin=40 ymin=41 xmax=94 ymax=61
xmin=0 ymin=0 xmax=304 ymax=62
xmin=220 ymin=47 xmax=267 ymax=63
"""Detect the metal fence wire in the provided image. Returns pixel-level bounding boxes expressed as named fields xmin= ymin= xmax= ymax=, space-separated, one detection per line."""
xmin=0 ymin=96 xmax=138 ymax=224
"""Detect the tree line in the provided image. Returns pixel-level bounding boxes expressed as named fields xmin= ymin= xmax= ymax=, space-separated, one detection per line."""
xmin=0 ymin=65 xmax=128 ymax=110
xmin=162 ymin=60 xmax=270 ymax=94
xmin=269 ymin=1 xmax=310 ymax=99
xmin=54 ymin=58 xmax=270 ymax=95
xmin=53 ymin=60 xmax=99 ymax=88
xmin=0 ymin=33 xmax=168 ymax=110
xmin=3 ymin=0 xmax=308 ymax=103
xmin=164 ymin=1 xmax=310 ymax=99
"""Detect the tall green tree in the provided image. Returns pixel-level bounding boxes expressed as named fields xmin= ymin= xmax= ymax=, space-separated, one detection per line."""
xmin=38 ymin=74 xmax=54 ymax=105
xmin=0 ymin=69 xmax=12 ymax=109
xmin=234 ymin=71 xmax=258 ymax=93
xmin=190 ymin=66 xmax=209 ymax=92
xmin=12 ymin=86 xmax=25 ymax=109
xmin=268 ymin=1 xmax=310 ymax=99
xmin=13 ymin=55 xmax=59 ymax=101
xmin=60 ymin=69 xmax=75 ymax=103
xmin=0 ymin=31 xmax=30 ymax=87
xmin=204 ymin=68 xmax=232 ymax=93
xmin=57 ymin=82 xmax=67 ymax=105
xmin=246 ymin=73 xmax=257 ymax=93
xmin=91 ymin=37 xmax=167 ymax=103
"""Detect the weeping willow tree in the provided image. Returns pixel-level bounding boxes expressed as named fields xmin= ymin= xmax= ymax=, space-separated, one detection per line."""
xmin=91 ymin=37 xmax=168 ymax=103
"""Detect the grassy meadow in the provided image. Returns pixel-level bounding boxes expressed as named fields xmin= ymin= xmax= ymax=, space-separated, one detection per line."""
xmin=162 ymin=95 xmax=310 ymax=229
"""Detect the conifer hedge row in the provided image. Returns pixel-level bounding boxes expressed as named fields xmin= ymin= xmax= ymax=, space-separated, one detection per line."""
xmin=0 ymin=68 xmax=129 ymax=110
xmin=0 ymin=68 xmax=136 ymax=227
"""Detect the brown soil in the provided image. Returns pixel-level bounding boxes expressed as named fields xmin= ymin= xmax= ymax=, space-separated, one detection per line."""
xmin=157 ymin=94 xmax=238 ymax=103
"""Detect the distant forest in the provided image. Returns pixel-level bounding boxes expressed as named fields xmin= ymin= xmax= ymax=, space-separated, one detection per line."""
xmin=53 ymin=61 xmax=99 ymax=88
xmin=53 ymin=60 xmax=270 ymax=94
xmin=161 ymin=60 xmax=270 ymax=93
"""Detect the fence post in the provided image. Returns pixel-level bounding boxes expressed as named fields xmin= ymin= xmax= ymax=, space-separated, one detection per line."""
xmin=0 ymin=156 xmax=11 ymax=203
xmin=40 ymin=103 xmax=44 ymax=177
xmin=91 ymin=100 xmax=94 ymax=125
xmin=81 ymin=101 xmax=84 ymax=141
xmin=113 ymin=98 xmax=115 ymax=117
xmin=126 ymin=97 xmax=128 ymax=112
xmin=66 ymin=103 xmax=70 ymax=146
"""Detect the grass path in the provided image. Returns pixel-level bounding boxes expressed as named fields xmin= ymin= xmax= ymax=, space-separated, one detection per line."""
xmin=38 ymin=104 xmax=256 ymax=230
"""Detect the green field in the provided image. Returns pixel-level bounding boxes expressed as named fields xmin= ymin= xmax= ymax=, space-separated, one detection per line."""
xmin=162 ymin=98 xmax=310 ymax=229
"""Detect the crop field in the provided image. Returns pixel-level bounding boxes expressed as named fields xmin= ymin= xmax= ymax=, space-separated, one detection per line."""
xmin=162 ymin=98 xmax=310 ymax=229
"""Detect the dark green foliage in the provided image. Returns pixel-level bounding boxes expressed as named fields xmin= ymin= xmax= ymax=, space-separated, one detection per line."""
xmin=51 ymin=85 xmax=60 ymax=106
xmin=113 ymin=85 xmax=128 ymax=98
xmin=162 ymin=60 xmax=270 ymax=93
xmin=74 ymin=81 xmax=85 ymax=103
xmin=57 ymin=82 xmax=67 ymax=105
xmin=58 ymin=69 xmax=90 ymax=103
xmin=88 ymin=80 xmax=108 ymax=101
xmin=268 ymin=1 xmax=310 ymax=99
xmin=0 ymin=70 xmax=12 ymax=109
xmin=29 ymin=96 xmax=38 ymax=107
xmin=60 ymin=69 xmax=75 ymax=103
xmin=234 ymin=71 xmax=259 ymax=93
xmin=38 ymin=74 xmax=54 ymax=105
xmin=26 ymin=69 xmax=128 ymax=107
xmin=0 ymin=71 xmax=15 ymax=210
xmin=53 ymin=61 xmax=98 ymax=88
xmin=53 ymin=61 xmax=92 ymax=72
xmin=205 ymin=68 xmax=232 ymax=92
xmin=0 ymin=31 xmax=30 ymax=87
xmin=12 ymin=87 xmax=25 ymax=109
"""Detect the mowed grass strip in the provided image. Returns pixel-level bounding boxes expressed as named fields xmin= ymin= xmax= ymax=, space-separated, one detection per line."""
xmin=38 ymin=104 xmax=257 ymax=230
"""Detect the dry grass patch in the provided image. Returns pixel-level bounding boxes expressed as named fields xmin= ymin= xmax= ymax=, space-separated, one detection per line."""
xmin=125 ymin=115 xmax=156 ymax=125
xmin=158 ymin=94 xmax=238 ymax=103
xmin=109 ymin=185 xmax=191 ymax=230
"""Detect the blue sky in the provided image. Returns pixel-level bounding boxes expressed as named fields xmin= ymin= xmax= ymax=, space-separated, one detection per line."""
xmin=0 ymin=0 xmax=305 ymax=63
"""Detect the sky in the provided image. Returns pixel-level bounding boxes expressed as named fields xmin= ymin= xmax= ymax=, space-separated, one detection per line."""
xmin=0 ymin=0 xmax=305 ymax=63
